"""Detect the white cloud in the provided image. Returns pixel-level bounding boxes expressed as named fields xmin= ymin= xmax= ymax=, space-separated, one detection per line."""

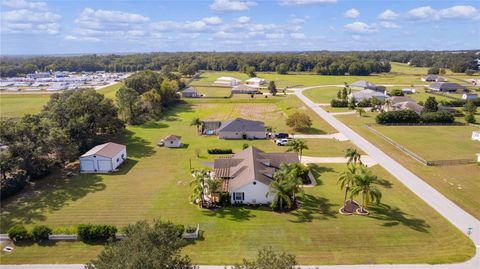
xmin=236 ymin=16 xmax=250 ymax=24
xmin=2 ymin=9 xmax=60 ymax=22
xmin=344 ymin=21 xmax=377 ymax=33
xmin=344 ymin=8 xmax=359 ymax=19
xmin=2 ymin=0 xmax=47 ymax=10
xmin=202 ymin=16 xmax=223 ymax=25
xmin=65 ymin=35 xmax=101 ymax=42
xmin=378 ymin=9 xmax=399 ymax=20
xmin=380 ymin=21 xmax=400 ymax=29
xmin=289 ymin=18 xmax=306 ymax=24
xmin=407 ymin=5 xmax=478 ymax=21
xmin=266 ymin=33 xmax=284 ymax=39
xmin=279 ymin=0 xmax=337 ymax=5
xmin=407 ymin=6 xmax=437 ymax=20
xmin=76 ymin=8 xmax=150 ymax=28
xmin=210 ymin=0 xmax=257 ymax=12
xmin=290 ymin=32 xmax=306 ymax=39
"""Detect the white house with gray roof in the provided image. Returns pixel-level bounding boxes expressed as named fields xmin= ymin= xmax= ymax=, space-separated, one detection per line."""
xmin=80 ymin=142 xmax=127 ymax=173
xmin=348 ymin=89 xmax=387 ymax=103
xmin=218 ymin=118 xmax=267 ymax=140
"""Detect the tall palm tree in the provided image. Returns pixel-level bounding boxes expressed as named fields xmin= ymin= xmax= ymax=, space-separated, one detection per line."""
xmin=190 ymin=117 xmax=203 ymax=133
xmin=190 ymin=170 xmax=208 ymax=207
xmin=355 ymin=107 xmax=366 ymax=117
xmin=337 ymin=164 xmax=357 ymax=205
xmin=286 ymin=139 xmax=308 ymax=162
xmin=266 ymin=179 xmax=293 ymax=211
xmin=349 ymin=167 xmax=382 ymax=213
xmin=207 ymin=178 xmax=222 ymax=203
xmin=275 ymin=163 xmax=305 ymax=202
xmin=344 ymin=148 xmax=362 ymax=166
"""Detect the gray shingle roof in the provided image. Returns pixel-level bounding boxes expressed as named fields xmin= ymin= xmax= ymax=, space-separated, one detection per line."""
xmin=218 ymin=118 xmax=266 ymax=133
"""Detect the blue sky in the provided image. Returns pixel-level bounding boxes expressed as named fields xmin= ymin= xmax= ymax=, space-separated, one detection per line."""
xmin=1 ymin=0 xmax=479 ymax=55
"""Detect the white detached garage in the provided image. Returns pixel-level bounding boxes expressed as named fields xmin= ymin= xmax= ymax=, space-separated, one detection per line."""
xmin=80 ymin=142 xmax=127 ymax=173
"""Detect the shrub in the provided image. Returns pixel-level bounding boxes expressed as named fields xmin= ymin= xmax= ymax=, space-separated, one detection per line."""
xmin=207 ymin=149 xmax=233 ymax=154
xmin=356 ymin=99 xmax=371 ymax=107
xmin=376 ymin=110 xmax=421 ymax=124
xmin=32 ymin=225 xmax=53 ymax=241
xmin=390 ymin=89 xmax=404 ymax=96
xmin=218 ymin=192 xmax=231 ymax=207
xmin=420 ymin=112 xmax=454 ymax=123
xmin=174 ymin=224 xmax=185 ymax=237
xmin=330 ymin=99 xmax=348 ymax=107
xmin=77 ymin=224 xmax=117 ymax=242
xmin=7 ymin=225 xmax=31 ymax=242
xmin=242 ymin=143 xmax=249 ymax=150
xmin=465 ymin=114 xmax=476 ymax=124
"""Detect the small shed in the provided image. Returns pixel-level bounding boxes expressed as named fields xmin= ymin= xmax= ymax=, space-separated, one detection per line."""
xmin=80 ymin=142 xmax=127 ymax=173
xmin=472 ymin=131 xmax=480 ymax=141
xmin=162 ymin=135 xmax=183 ymax=148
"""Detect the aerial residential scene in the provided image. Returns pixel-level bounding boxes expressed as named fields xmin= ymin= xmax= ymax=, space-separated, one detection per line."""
xmin=0 ymin=0 xmax=479 ymax=268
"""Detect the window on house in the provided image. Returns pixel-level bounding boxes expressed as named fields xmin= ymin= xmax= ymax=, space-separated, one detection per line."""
xmin=116 ymin=158 xmax=119 ymax=162
xmin=233 ymin=192 xmax=244 ymax=201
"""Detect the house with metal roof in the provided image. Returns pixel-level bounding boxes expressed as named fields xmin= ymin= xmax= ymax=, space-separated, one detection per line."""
xmin=79 ymin=142 xmax=127 ymax=173
xmin=214 ymin=146 xmax=299 ymax=204
xmin=218 ymin=118 xmax=267 ymax=140
xmin=428 ymin=82 xmax=467 ymax=93
xmin=349 ymin=80 xmax=386 ymax=92
xmin=348 ymin=89 xmax=387 ymax=103
xmin=231 ymin=84 xmax=260 ymax=94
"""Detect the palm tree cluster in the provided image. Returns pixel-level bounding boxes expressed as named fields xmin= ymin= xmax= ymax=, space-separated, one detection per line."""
xmin=190 ymin=169 xmax=223 ymax=208
xmin=337 ymin=148 xmax=382 ymax=215
xmin=267 ymin=163 xmax=307 ymax=211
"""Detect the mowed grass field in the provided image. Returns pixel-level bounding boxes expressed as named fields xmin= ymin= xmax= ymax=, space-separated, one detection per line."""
xmin=336 ymin=111 xmax=480 ymax=219
xmin=0 ymin=100 xmax=475 ymax=264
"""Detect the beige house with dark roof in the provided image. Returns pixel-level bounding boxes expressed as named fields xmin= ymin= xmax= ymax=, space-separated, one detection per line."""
xmin=214 ymin=146 xmax=299 ymax=204
xmin=80 ymin=142 xmax=127 ymax=173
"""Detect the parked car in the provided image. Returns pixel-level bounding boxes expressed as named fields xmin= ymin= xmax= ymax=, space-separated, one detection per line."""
xmin=275 ymin=138 xmax=289 ymax=146
xmin=274 ymin=133 xmax=289 ymax=139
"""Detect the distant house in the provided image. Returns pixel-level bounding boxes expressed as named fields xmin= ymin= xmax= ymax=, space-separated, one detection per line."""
xmin=80 ymin=142 xmax=127 ymax=173
xmin=27 ymin=72 xmax=50 ymax=79
xmin=349 ymin=80 xmax=385 ymax=92
xmin=462 ymin=93 xmax=478 ymax=100
xmin=384 ymin=96 xmax=423 ymax=115
xmin=245 ymin=77 xmax=266 ymax=87
xmin=214 ymin=76 xmax=241 ymax=86
xmin=472 ymin=131 xmax=480 ymax=141
xmin=181 ymin=87 xmax=200 ymax=98
xmin=214 ymin=146 xmax=299 ymax=204
xmin=348 ymin=89 xmax=387 ymax=103
xmin=421 ymin=75 xmax=447 ymax=82
xmin=231 ymin=84 xmax=259 ymax=94
xmin=161 ymin=135 xmax=182 ymax=148
xmin=402 ymin=88 xmax=416 ymax=94
xmin=218 ymin=118 xmax=267 ymax=140
xmin=428 ymin=82 xmax=467 ymax=93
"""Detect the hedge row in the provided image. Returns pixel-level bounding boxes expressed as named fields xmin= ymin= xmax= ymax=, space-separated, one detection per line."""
xmin=7 ymin=225 xmax=52 ymax=242
xmin=439 ymin=98 xmax=480 ymax=107
xmin=77 ymin=224 xmax=117 ymax=241
xmin=330 ymin=99 xmax=348 ymax=107
xmin=207 ymin=149 xmax=233 ymax=154
xmin=376 ymin=110 xmax=454 ymax=124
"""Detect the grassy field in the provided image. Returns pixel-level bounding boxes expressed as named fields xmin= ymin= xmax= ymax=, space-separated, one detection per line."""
xmin=0 ymin=94 xmax=51 ymax=118
xmin=0 ymin=102 xmax=474 ymax=264
xmin=195 ymin=86 xmax=232 ymax=98
xmin=336 ymin=112 xmax=480 ymax=219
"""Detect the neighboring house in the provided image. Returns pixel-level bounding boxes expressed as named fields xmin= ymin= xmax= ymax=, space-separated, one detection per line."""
xmin=161 ymin=135 xmax=183 ymax=148
xmin=214 ymin=76 xmax=241 ymax=86
xmin=402 ymin=88 xmax=416 ymax=94
xmin=462 ymin=93 xmax=478 ymax=100
xmin=214 ymin=146 xmax=299 ymax=204
xmin=80 ymin=142 xmax=127 ymax=173
xmin=181 ymin=87 xmax=200 ymax=98
xmin=384 ymin=96 xmax=423 ymax=115
xmin=472 ymin=131 xmax=480 ymax=141
xmin=245 ymin=77 xmax=266 ymax=87
xmin=348 ymin=89 xmax=387 ymax=103
xmin=231 ymin=84 xmax=260 ymax=94
xmin=438 ymin=105 xmax=458 ymax=114
xmin=349 ymin=80 xmax=385 ymax=92
xmin=422 ymin=75 xmax=447 ymax=82
xmin=218 ymin=118 xmax=267 ymax=139
xmin=428 ymin=82 xmax=467 ymax=93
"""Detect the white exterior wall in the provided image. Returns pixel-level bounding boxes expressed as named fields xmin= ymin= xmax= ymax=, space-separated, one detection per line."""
xmin=164 ymin=139 xmax=182 ymax=148
xmin=230 ymin=180 xmax=272 ymax=204
xmin=80 ymin=148 xmax=126 ymax=173
xmin=472 ymin=131 xmax=480 ymax=141
xmin=219 ymin=131 xmax=267 ymax=140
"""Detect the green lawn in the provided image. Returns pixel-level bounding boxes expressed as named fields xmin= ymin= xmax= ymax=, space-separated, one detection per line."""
xmin=96 ymin=82 xmax=124 ymax=100
xmin=303 ymin=86 xmax=345 ymax=104
xmin=0 ymin=101 xmax=475 ymax=265
xmin=0 ymin=94 xmax=51 ymax=118
xmin=195 ymin=86 xmax=232 ymax=98
xmin=336 ymin=112 xmax=480 ymax=219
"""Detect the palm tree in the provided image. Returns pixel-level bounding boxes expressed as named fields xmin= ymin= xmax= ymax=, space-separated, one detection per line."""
xmin=190 ymin=117 xmax=203 ymax=133
xmin=190 ymin=170 xmax=208 ymax=207
xmin=355 ymin=107 xmax=366 ymax=117
xmin=207 ymin=178 xmax=222 ymax=203
xmin=266 ymin=179 xmax=293 ymax=211
xmin=275 ymin=163 xmax=305 ymax=202
xmin=286 ymin=139 xmax=308 ymax=162
xmin=349 ymin=167 xmax=382 ymax=214
xmin=337 ymin=164 xmax=357 ymax=206
xmin=344 ymin=148 xmax=362 ymax=166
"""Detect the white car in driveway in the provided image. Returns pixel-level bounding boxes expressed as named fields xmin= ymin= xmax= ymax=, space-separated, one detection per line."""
xmin=275 ymin=138 xmax=289 ymax=146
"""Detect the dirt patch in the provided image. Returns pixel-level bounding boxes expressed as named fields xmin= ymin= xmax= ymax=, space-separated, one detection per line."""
xmin=233 ymin=103 xmax=282 ymax=121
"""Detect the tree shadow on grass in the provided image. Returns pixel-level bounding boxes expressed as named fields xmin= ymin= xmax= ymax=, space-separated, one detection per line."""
xmin=0 ymin=174 xmax=106 ymax=232
xmin=139 ymin=121 xmax=169 ymax=129
xmin=108 ymin=159 xmax=138 ymax=175
xmin=122 ymin=129 xmax=155 ymax=158
xmin=297 ymin=127 xmax=327 ymax=135
xmin=376 ymin=178 xmax=393 ymax=189
xmin=289 ymin=194 xmax=338 ymax=223
xmin=307 ymin=164 xmax=335 ymax=186
xmin=368 ymin=203 xmax=430 ymax=233
xmin=201 ymin=206 xmax=256 ymax=222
